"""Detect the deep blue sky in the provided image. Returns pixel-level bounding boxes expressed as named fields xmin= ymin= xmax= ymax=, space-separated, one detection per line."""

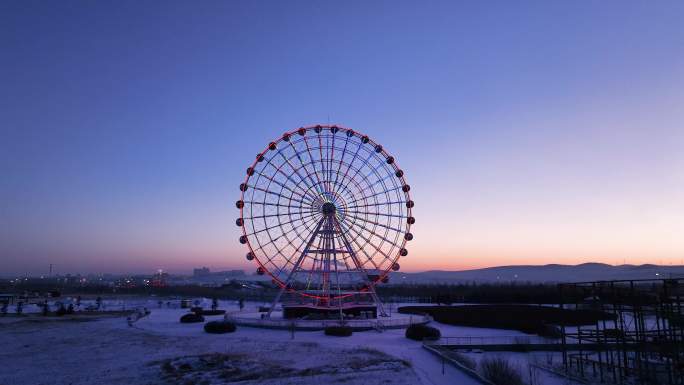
xmin=2 ymin=1 xmax=683 ymax=275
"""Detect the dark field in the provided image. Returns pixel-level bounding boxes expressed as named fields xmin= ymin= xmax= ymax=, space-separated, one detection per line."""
xmin=398 ymin=304 xmax=615 ymax=336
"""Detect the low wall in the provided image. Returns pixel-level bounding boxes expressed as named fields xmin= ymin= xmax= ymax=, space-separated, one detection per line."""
xmin=226 ymin=313 xmax=431 ymax=331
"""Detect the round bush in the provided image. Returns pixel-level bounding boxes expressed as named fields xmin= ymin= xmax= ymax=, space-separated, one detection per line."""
xmin=197 ymin=309 xmax=226 ymax=316
xmin=405 ymin=324 xmax=441 ymax=341
xmin=324 ymin=325 xmax=353 ymax=337
xmin=180 ymin=313 xmax=205 ymax=323
xmin=204 ymin=320 xmax=237 ymax=334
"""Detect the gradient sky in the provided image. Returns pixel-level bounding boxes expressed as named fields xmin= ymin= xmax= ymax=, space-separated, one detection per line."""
xmin=2 ymin=1 xmax=683 ymax=276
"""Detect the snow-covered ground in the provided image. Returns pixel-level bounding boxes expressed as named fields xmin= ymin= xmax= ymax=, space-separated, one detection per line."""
xmin=0 ymin=298 xmax=582 ymax=385
xmin=148 ymin=307 xmax=488 ymax=384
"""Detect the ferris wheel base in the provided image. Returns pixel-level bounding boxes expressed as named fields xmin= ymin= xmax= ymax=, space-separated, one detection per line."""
xmin=282 ymin=303 xmax=380 ymax=320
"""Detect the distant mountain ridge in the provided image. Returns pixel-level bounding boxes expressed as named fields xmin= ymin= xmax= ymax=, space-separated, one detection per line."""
xmin=390 ymin=263 xmax=684 ymax=284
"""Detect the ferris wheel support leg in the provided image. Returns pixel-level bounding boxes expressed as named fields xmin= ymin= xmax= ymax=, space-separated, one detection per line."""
xmin=332 ymin=217 xmax=389 ymax=318
xmin=369 ymin=287 xmax=389 ymax=317
xmin=265 ymin=217 xmax=326 ymax=319
xmin=266 ymin=285 xmax=287 ymax=319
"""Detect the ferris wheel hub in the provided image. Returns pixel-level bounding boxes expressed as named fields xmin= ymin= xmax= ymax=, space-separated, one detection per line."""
xmin=321 ymin=202 xmax=336 ymax=216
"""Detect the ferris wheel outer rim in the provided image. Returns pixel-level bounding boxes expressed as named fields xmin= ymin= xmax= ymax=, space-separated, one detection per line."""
xmin=237 ymin=124 xmax=413 ymax=298
xmin=238 ymin=124 xmax=413 ymax=294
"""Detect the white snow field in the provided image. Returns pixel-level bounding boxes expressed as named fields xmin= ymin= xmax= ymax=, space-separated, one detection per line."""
xmin=0 ymin=300 xmax=579 ymax=385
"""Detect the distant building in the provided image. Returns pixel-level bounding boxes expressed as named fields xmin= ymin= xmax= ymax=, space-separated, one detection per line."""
xmin=115 ymin=277 xmax=137 ymax=289
xmin=216 ymin=270 xmax=245 ymax=278
xmin=187 ymin=268 xmax=246 ymax=286
xmin=150 ymin=270 xmax=169 ymax=288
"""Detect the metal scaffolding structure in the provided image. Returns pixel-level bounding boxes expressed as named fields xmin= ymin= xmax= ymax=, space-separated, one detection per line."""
xmin=559 ymin=278 xmax=684 ymax=384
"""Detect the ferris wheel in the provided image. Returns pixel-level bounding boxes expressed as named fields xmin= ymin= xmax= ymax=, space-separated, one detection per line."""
xmin=236 ymin=125 xmax=414 ymax=317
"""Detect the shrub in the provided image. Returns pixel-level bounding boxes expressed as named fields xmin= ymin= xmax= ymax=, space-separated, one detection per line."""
xmin=324 ymin=325 xmax=353 ymax=337
xmin=480 ymin=357 xmax=524 ymax=385
xmin=405 ymin=324 xmax=441 ymax=341
xmin=190 ymin=306 xmax=203 ymax=313
xmin=197 ymin=309 xmax=226 ymax=316
xmin=180 ymin=313 xmax=205 ymax=323
xmin=204 ymin=320 xmax=236 ymax=334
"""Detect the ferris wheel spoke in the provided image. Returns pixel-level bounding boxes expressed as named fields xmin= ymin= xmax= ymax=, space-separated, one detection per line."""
xmin=272 ymin=216 xmax=323 ymax=282
xmin=341 ymin=216 xmax=383 ymax=264
xmin=334 ymin=218 xmax=378 ymax=267
xmin=343 ymin=184 xmax=404 ymax=209
xmin=269 ymin=234 xmax=318 ymax=282
xmin=279 ymin=154 xmax=334 ymax=202
xmin=250 ymin=168 xmax=314 ymax=205
xmin=256 ymin=139 xmax=323 ymax=203
xmin=333 ymin=217 xmax=383 ymax=272
xmin=256 ymin=213 xmax=321 ymax=270
xmin=342 ymin=153 xmax=400 ymax=207
xmin=268 ymin=164 xmax=320 ymax=204
xmin=267 ymin=216 xmax=326 ymax=295
xmin=345 ymin=200 xmax=407 ymax=210
xmin=341 ymin=216 xmax=400 ymax=258
xmin=250 ymin=213 xmax=318 ymax=251
xmin=242 ymin=210 xmax=317 ymax=220
xmin=317 ymin=133 xmax=330 ymax=193
xmin=273 ymin=166 xmax=320 ymax=205
xmin=323 ymin=158 xmax=370 ymax=206
xmin=357 ymin=157 xmax=396 ymax=194
xmin=302 ymin=134 xmax=328 ymax=194
xmin=275 ymin=149 xmax=320 ymax=202
xmin=344 ymin=146 xmax=378 ymax=192
xmin=343 ymin=210 xmax=409 ymax=220
xmin=287 ymin=138 xmax=325 ymax=197
xmin=332 ymin=131 xmax=352 ymax=191
xmin=244 ymin=200 xmax=314 ymax=210
xmin=325 ymin=134 xmax=335 ymax=193
xmin=337 ymin=189 xmax=375 ymax=244
xmin=337 ymin=136 xmax=365 ymax=194
xmin=341 ymin=212 xmax=405 ymax=234
xmin=246 ymin=184 xmax=312 ymax=207
xmin=328 ymin=132 xmax=336 ymax=193
xmin=339 ymin=229 xmax=394 ymax=275
xmin=356 ymin=169 xmax=402 ymax=200
xmin=244 ymin=210 xmax=319 ymax=237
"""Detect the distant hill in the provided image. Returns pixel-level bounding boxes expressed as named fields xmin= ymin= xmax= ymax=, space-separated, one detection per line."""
xmin=390 ymin=263 xmax=684 ymax=284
